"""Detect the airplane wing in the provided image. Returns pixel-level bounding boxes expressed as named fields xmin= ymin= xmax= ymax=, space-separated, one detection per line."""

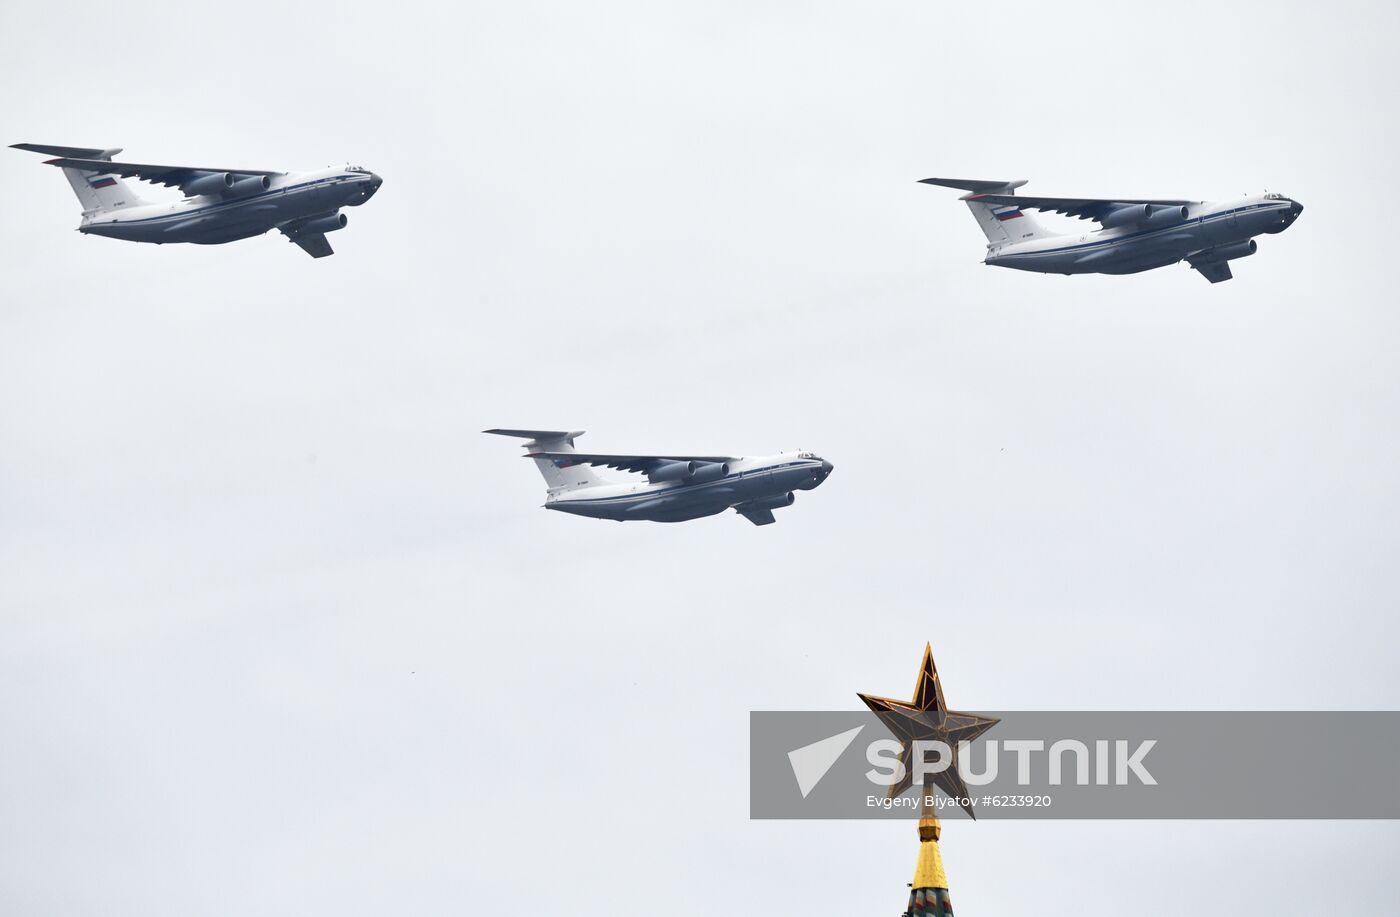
xmin=736 ymin=506 xmax=777 ymax=526
xmin=289 ymin=233 xmax=334 ymax=259
xmin=527 ymin=452 xmax=735 ymax=474
xmin=38 ymin=156 xmax=280 ymax=194
xmin=958 ymin=192 xmax=1195 ymax=223
xmin=278 ymin=214 xmax=341 ymax=258
xmin=1187 ymin=256 xmax=1233 ymax=284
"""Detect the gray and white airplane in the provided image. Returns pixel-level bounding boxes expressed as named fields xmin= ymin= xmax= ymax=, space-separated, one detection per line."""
xmin=485 ymin=429 xmax=834 ymax=525
xmin=12 ymin=143 xmax=382 ymax=258
xmin=922 ymin=176 xmax=1304 ymax=283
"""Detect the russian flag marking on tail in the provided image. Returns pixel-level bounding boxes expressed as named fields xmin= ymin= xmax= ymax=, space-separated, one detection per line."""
xmin=929 ymin=177 xmax=1054 ymax=244
xmin=88 ymin=176 xmax=118 ymax=188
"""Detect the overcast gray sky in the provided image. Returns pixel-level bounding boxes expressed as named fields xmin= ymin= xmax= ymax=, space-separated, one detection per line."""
xmin=2 ymin=0 xmax=1398 ymax=913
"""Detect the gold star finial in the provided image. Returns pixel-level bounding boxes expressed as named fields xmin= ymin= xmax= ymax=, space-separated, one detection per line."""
xmin=858 ymin=644 xmax=999 ymax=819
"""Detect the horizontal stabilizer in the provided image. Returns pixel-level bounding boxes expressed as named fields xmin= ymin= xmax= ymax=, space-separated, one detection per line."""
xmin=919 ymin=176 xmax=1028 ymax=195
xmin=11 ymin=142 xmax=121 ymax=160
xmin=484 ymin=429 xmax=584 ymax=444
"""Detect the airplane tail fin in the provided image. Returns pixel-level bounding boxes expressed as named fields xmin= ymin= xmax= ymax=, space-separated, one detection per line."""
xmin=484 ymin=429 xmax=602 ymax=493
xmin=919 ymin=176 xmax=1057 ymax=245
xmin=11 ymin=143 xmax=147 ymax=215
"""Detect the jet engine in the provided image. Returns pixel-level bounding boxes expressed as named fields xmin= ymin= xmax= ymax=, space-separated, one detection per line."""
xmin=291 ymin=213 xmax=348 ymax=236
xmin=649 ymin=460 xmax=696 ymax=483
xmin=1143 ymin=205 xmax=1189 ymax=229
xmin=1100 ymin=203 xmax=1150 ymax=229
xmin=686 ymin=461 xmax=729 ymax=484
xmin=1194 ymin=239 xmax=1257 ymax=263
xmin=227 ymin=175 xmax=270 ymax=195
xmin=1102 ymin=203 xmax=1189 ymax=230
xmin=747 ymin=492 xmax=795 ymax=511
xmin=184 ymin=172 xmax=235 ymax=196
xmin=647 ymin=460 xmax=729 ymax=484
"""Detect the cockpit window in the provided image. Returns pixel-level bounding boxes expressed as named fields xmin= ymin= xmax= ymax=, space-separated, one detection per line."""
xmin=1264 ymin=192 xmax=1285 ymax=200
xmin=347 ymin=165 xmax=367 ymax=173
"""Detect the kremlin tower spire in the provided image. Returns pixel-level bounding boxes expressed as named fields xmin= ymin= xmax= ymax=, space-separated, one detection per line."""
xmin=858 ymin=645 xmax=997 ymax=917
xmin=904 ymin=799 xmax=953 ymax=917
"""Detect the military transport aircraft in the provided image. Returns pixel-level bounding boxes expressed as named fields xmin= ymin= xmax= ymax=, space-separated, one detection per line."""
xmin=485 ymin=429 xmax=834 ymax=526
xmin=921 ymin=176 xmax=1303 ymax=283
xmin=12 ymin=143 xmax=382 ymax=258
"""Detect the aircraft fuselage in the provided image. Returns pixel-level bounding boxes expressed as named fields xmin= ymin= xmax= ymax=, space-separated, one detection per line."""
xmin=548 ymin=454 xmax=833 ymax=522
xmin=987 ymin=194 xmax=1303 ymax=276
xmin=78 ymin=167 xmax=382 ymax=245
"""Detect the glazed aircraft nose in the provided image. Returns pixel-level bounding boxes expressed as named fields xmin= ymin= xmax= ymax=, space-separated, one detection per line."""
xmin=355 ymin=172 xmax=383 ymax=201
xmin=820 ymin=459 xmax=834 ymax=477
xmin=1290 ymin=200 xmax=1304 ymax=216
